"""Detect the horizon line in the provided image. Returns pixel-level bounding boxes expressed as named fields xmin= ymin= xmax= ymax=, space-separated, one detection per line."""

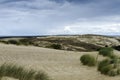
xmin=0 ymin=34 xmax=119 ymax=38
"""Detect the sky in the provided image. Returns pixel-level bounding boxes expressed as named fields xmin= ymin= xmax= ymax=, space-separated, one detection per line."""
xmin=0 ymin=0 xmax=120 ymax=36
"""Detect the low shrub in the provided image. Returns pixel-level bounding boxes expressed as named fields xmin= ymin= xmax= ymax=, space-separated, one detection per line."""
xmin=117 ymin=68 xmax=120 ymax=74
xmin=19 ymin=39 xmax=32 ymax=46
xmin=98 ymin=58 xmax=120 ymax=76
xmin=99 ymin=47 xmax=113 ymax=57
xmin=0 ymin=40 xmax=9 ymax=44
xmin=109 ymin=54 xmax=119 ymax=59
xmin=50 ymin=44 xmax=62 ymax=50
xmin=80 ymin=54 xmax=96 ymax=66
xmin=98 ymin=59 xmax=111 ymax=71
xmin=8 ymin=40 xmax=19 ymax=45
xmin=100 ymin=64 xmax=113 ymax=75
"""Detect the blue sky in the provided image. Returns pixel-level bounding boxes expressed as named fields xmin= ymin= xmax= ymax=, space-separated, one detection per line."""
xmin=0 ymin=0 xmax=120 ymax=36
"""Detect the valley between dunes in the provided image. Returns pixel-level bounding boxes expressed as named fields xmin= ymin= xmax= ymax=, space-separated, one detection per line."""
xmin=0 ymin=44 xmax=120 ymax=80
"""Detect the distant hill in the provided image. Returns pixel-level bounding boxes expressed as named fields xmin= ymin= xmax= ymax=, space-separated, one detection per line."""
xmin=0 ymin=34 xmax=120 ymax=51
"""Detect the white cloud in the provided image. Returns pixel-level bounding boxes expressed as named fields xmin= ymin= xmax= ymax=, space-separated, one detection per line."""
xmin=50 ymin=22 xmax=120 ymax=35
xmin=97 ymin=23 xmax=120 ymax=33
xmin=64 ymin=26 xmax=72 ymax=32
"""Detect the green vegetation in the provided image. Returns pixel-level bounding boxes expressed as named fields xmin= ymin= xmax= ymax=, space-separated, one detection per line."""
xmin=35 ymin=71 xmax=50 ymax=80
xmin=80 ymin=54 xmax=96 ymax=66
xmin=0 ymin=39 xmax=34 ymax=46
xmin=80 ymin=47 xmax=120 ymax=76
xmin=98 ymin=47 xmax=120 ymax=76
xmin=98 ymin=58 xmax=120 ymax=76
xmin=0 ymin=40 xmax=9 ymax=44
xmin=97 ymin=59 xmax=111 ymax=71
xmin=108 ymin=69 xmax=118 ymax=76
xmin=50 ymin=44 xmax=62 ymax=50
xmin=8 ymin=40 xmax=20 ymax=45
xmin=99 ymin=47 xmax=113 ymax=57
xmin=19 ymin=39 xmax=33 ymax=46
xmin=0 ymin=40 xmax=20 ymax=45
xmin=109 ymin=54 xmax=119 ymax=59
xmin=0 ymin=63 xmax=51 ymax=80
xmin=0 ymin=37 xmax=102 ymax=52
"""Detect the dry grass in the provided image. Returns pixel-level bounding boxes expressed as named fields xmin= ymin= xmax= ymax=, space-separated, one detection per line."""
xmin=0 ymin=44 xmax=120 ymax=80
xmin=0 ymin=63 xmax=50 ymax=80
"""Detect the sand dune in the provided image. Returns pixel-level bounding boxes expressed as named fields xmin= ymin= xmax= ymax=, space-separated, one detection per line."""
xmin=0 ymin=44 xmax=120 ymax=80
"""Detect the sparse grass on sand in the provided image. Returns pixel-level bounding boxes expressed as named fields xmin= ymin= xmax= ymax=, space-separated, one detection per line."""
xmin=0 ymin=63 xmax=51 ymax=80
xmin=0 ymin=44 xmax=120 ymax=80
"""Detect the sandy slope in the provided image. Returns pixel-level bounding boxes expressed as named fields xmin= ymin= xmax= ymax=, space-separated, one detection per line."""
xmin=0 ymin=44 xmax=120 ymax=80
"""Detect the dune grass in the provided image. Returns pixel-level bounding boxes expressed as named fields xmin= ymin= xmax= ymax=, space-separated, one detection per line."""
xmin=35 ymin=71 xmax=50 ymax=80
xmin=80 ymin=54 xmax=96 ymax=66
xmin=0 ymin=63 xmax=51 ymax=80
xmin=99 ymin=47 xmax=113 ymax=57
xmin=98 ymin=58 xmax=120 ymax=76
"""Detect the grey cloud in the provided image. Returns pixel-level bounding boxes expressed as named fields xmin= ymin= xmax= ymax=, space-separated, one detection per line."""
xmin=0 ymin=0 xmax=120 ymax=35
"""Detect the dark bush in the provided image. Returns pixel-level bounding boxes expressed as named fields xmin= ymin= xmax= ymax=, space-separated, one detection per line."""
xmin=80 ymin=54 xmax=96 ymax=66
xmin=50 ymin=44 xmax=62 ymax=49
xmin=0 ymin=40 xmax=9 ymax=44
xmin=113 ymin=45 xmax=120 ymax=51
xmin=19 ymin=39 xmax=33 ymax=46
xmin=8 ymin=40 xmax=19 ymax=45
xmin=99 ymin=47 xmax=113 ymax=57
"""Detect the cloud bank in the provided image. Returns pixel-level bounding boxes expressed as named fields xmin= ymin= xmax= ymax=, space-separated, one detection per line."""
xmin=0 ymin=0 xmax=120 ymax=36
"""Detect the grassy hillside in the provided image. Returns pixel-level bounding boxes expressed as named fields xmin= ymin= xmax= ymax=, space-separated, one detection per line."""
xmin=0 ymin=34 xmax=120 ymax=51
